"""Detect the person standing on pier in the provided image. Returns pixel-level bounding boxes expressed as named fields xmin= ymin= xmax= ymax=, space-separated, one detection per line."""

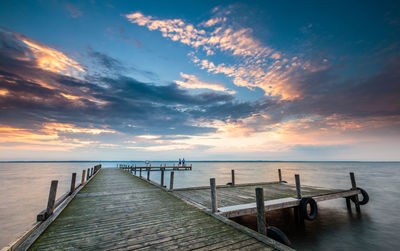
xmin=178 ymin=158 xmax=181 ymax=166
xmin=182 ymin=158 xmax=185 ymax=166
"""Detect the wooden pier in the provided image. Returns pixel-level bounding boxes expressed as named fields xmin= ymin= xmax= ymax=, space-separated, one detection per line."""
xmin=172 ymin=181 xmax=360 ymax=218
xmin=170 ymin=169 xmax=366 ymax=220
xmin=11 ymin=168 xmax=290 ymax=251
xmin=119 ymin=163 xmax=192 ymax=171
xmin=5 ymin=165 xmax=368 ymax=251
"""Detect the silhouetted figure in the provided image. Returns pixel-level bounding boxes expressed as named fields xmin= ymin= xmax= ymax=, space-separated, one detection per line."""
xmin=182 ymin=158 xmax=185 ymax=166
xmin=178 ymin=158 xmax=181 ymax=166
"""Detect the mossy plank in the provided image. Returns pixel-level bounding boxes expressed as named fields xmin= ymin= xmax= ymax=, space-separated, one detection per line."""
xmin=29 ymin=168 xmax=275 ymax=250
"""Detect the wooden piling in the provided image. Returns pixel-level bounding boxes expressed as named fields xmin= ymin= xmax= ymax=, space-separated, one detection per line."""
xmin=255 ymin=187 xmax=267 ymax=235
xmin=140 ymin=168 xmax=142 ymax=178
xmin=294 ymin=174 xmax=304 ymax=225
xmin=147 ymin=168 xmax=150 ymax=181
xmin=134 ymin=167 xmax=137 ymax=176
xmin=278 ymin=169 xmax=282 ymax=182
xmin=69 ymin=173 xmax=76 ymax=195
xmin=170 ymin=171 xmax=174 ymax=190
xmin=87 ymin=168 xmax=90 ymax=180
xmin=45 ymin=180 xmax=58 ymax=219
xmin=161 ymin=169 xmax=165 ymax=187
xmin=350 ymin=172 xmax=361 ymax=213
xmin=81 ymin=170 xmax=86 ymax=184
xmin=295 ymin=174 xmax=301 ymax=199
xmin=231 ymin=170 xmax=235 ymax=186
xmin=346 ymin=197 xmax=352 ymax=212
xmin=210 ymin=178 xmax=218 ymax=213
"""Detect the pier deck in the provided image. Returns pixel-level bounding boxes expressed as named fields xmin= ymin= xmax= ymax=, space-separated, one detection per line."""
xmin=173 ymin=182 xmax=360 ymax=218
xmin=27 ymin=168 xmax=283 ymax=250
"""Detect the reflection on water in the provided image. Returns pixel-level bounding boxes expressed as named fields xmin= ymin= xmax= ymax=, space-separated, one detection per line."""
xmin=0 ymin=161 xmax=399 ymax=250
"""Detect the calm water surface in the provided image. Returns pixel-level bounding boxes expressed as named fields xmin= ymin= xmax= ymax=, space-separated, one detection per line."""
xmin=0 ymin=161 xmax=399 ymax=250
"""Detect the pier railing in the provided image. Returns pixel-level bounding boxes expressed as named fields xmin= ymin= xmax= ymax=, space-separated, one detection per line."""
xmin=2 ymin=164 xmax=102 ymax=251
xmin=118 ymin=163 xmax=192 ymax=171
xmin=121 ymin=166 xmax=366 ymax=247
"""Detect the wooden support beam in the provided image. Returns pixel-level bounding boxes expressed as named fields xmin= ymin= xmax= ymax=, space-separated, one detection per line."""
xmin=278 ymin=169 xmax=282 ymax=182
xmin=134 ymin=167 xmax=137 ymax=176
xmin=295 ymin=174 xmax=301 ymax=199
xmin=161 ymin=169 xmax=165 ymax=187
xmin=346 ymin=197 xmax=352 ymax=212
xmin=169 ymin=171 xmax=174 ymax=190
xmin=91 ymin=168 xmax=94 ymax=177
xmin=210 ymin=178 xmax=218 ymax=213
xmin=139 ymin=168 xmax=142 ymax=178
xmin=86 ymin=168 xmax=90 ymax=180
xmin=147 ymin=168 xmax=150 ymax=181
xmin=45 ymin=180 xmax=58 ymax=219
xmin=81 ymin=170 xmax=86 ymax=184
xmin=69 ymin=173 xmax=76 ymax=195
xmin=350 ymin=172 xmax=361 ymax=213
xmin=231 ymin=170 xmax=235 ymax=186
xmin=255 ymin=187 xmax=267 ymax=235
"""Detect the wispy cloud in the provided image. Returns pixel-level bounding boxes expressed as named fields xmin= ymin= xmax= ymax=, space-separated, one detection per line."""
xmin=65 ymin=3 xmax=83 ymax=18
xmin=18 ymin=35 xmax=85 ymax=77
xmin=174 ymin=72 xmax=235 ymax=94
xmin=125 ymin=11 xmax=306 ymax=99
xmin=1 ymin=23 xmax=399 ymax=159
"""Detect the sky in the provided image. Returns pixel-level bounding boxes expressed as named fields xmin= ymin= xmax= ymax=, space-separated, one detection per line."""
xmin=0 ymin=0 xmax=399 ymax=161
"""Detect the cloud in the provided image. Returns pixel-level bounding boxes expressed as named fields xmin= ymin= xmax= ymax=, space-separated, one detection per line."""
xmin=65 ymin=3 xmax=83 ymax=18
xmin=0 ymin=27 xmax=84 ymax=80
xmin=174 ymin=72 xmax=235 ymax=94
xmin=125 ymin=11 xmax=305 ymax=99
xmin=1 ymin=28 xmax=266 ymax=153
xmin=1 ymin=25 xmax=399 ymax=159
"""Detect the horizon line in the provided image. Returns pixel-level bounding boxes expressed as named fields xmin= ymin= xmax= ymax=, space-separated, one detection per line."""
xmin=1 ymin=160 xmax=399 ymax=163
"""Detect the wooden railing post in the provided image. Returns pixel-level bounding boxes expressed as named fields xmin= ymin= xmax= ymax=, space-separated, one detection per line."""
xmin=231 ymin=170 xmax=235 ymax=186
xmin=161 ymin=168 xmax=165 ymax=187
xmin=140 ymin=168 xmax=142 ymax=178
xmin=81 ymin=170 xmax=86 ymax=184
xmin=147 ymin=168 xmax=150 ymax=181
xmin=45 ymin=180 xmax=58 ymax=218
xmin=278 ymin=169 xmax=282 ymax=182
xmin=350 ymin=172 xmax=361 ymax=213
xmin=69 ymin=173 xmax=76 ymax=195
xmin=210 ymin=178 xmax=218 ymax=213
xmin=87 ymin=168 xmax=90 ymax=180
xmin=256 ymin=187 xmax=267 ymax=235
xmin=295 ymin=174 xmax=301 ymax=199
xmin=91 ymin=168 xmax=94 ymax=177
xmin=170 ymin=171 xmax=174 ymax=190
xmin=134 ymin=167 xmax=137 ymax=176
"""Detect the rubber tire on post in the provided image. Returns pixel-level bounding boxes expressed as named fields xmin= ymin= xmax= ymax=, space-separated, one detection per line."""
xmin=351 ymin=187 xmax=369 ymax=205
xmin=299 ymin=197 xmax=318 ymax=221
xmin=267 ymin=226 xmax=292 ymax=247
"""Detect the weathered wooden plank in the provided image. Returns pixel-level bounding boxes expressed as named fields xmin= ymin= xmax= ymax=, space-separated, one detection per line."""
xmin=27 ymin=168 xmax=282 ymax=251
xmin=172 ymin=181 xmax=281 ymax=191
xmin=173 ymin=181 xmax=342 ymax=210
xmin=18 ymin=170 xmax=99 ymax=251
xmin=218 ymin=190 xmax=360 ymax=218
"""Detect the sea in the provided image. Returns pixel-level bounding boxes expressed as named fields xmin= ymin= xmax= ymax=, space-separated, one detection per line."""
xmin=0 ymin=161 xmax=399 ymax=250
